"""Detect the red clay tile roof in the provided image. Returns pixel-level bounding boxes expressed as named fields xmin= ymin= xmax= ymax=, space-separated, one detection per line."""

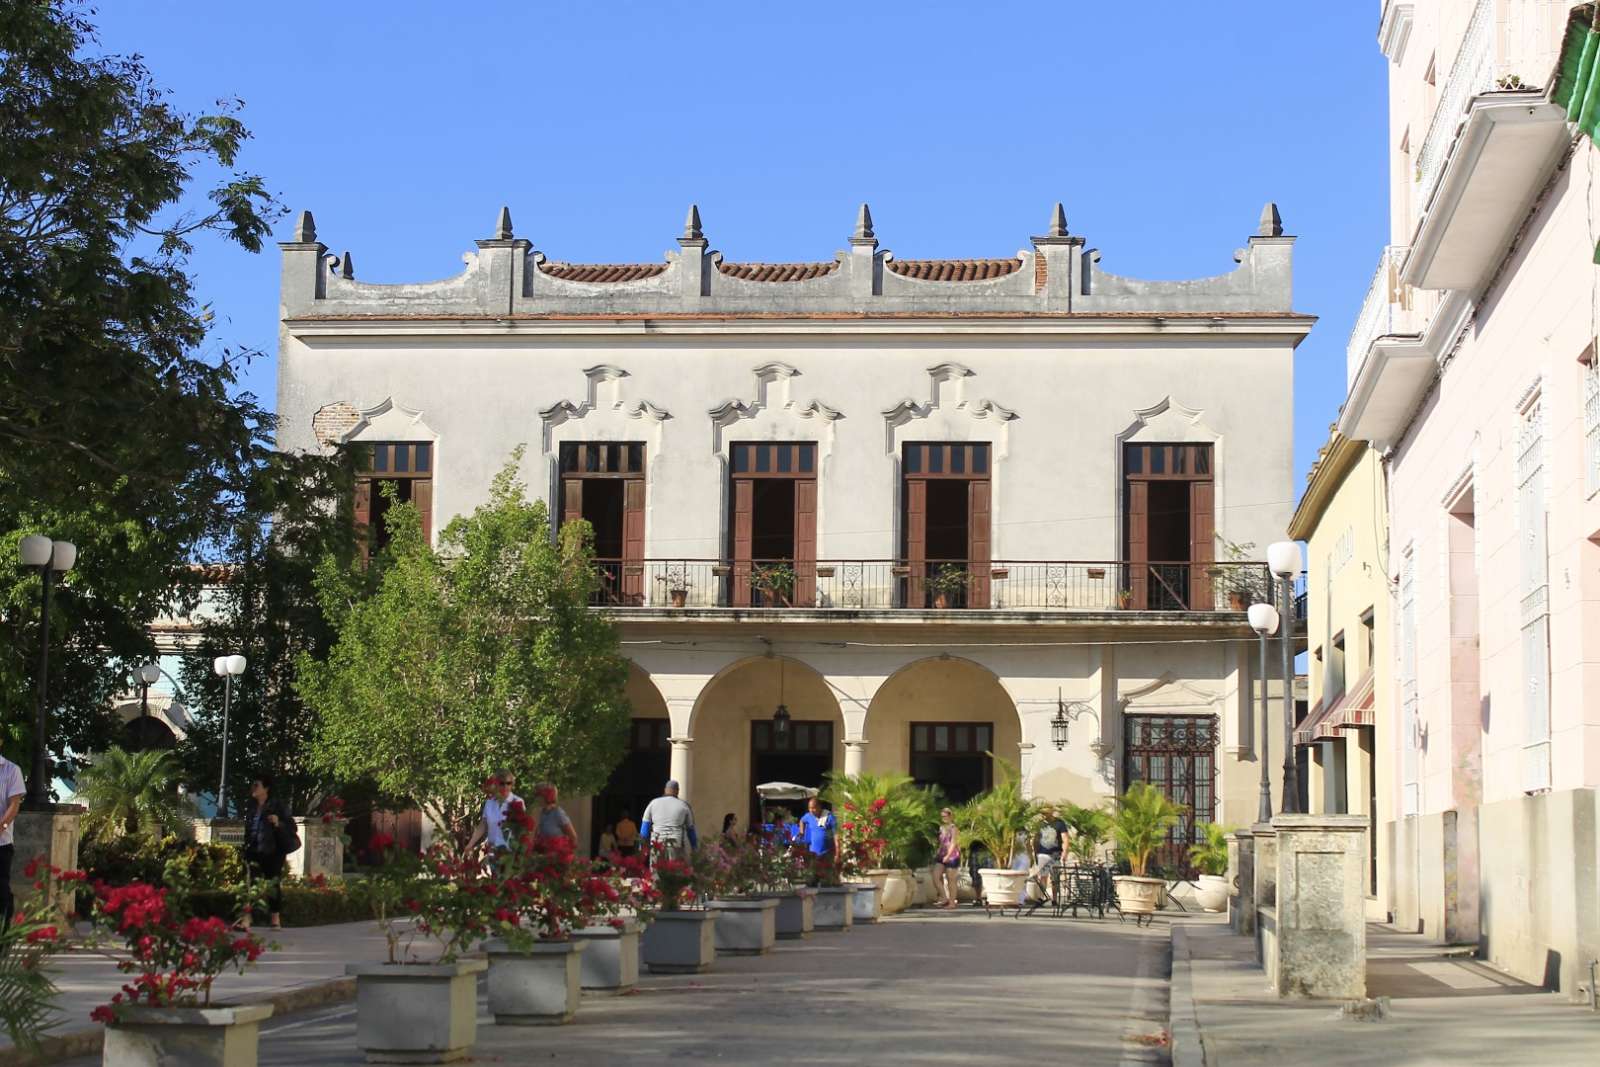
xmin=717 ymin=260 xmax=841 ymax=282
xmin=539 ymin=261 xmax=669 ymax=283
xmin=888 ymin=257 xmax=1023 ymax=281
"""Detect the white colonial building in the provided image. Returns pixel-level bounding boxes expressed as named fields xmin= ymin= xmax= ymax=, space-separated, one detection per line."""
xmin=276 ymin=201 xmax=1309 ymax=871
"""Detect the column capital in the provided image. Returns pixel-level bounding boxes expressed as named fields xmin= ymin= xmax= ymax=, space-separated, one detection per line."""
xmin=842 ymin=738 xmax=870 ymax=748
xmin=668 ymin=735 xmax=694 ymax=749
xmin=1017 ymin=741 xmax=1037 ymax=752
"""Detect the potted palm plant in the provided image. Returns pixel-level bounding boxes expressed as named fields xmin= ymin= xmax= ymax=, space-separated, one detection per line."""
xmin=957 ymin=761 xmax=1042 ymax=907
xmin=1111 ymin=782 xmax=1185 ymax=918
xmin=1189 ymin=822 xmax=1234 ymax=912
xmin=822 ymin=771 xmax=932 ymax=916
xmin=1061 ymin=801 xmax=1113 ymax=866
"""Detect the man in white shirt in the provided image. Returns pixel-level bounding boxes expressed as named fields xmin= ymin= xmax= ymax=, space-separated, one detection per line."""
xmin=0 ymin=753 xmax=26 ymax=932
xmin=466 ymin=770 xmax=522 ymax=866
xmin=640 ymin=780 xmax=697 ymax=865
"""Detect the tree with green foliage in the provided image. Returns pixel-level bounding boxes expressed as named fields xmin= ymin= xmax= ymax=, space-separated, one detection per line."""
xmin=0 ymin=0 xmax=281 ymax=770
xmin=298 ymin=456 xmax=633 ymax=844
xmin=75 ymin=746 xmax=194 ymax=843
xmin=176 ymin=450 xmax=359 ymax=815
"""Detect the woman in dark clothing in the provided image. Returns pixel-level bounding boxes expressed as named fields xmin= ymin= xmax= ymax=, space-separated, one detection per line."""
xmin=242 ymin=774 xmax=293 ymax=930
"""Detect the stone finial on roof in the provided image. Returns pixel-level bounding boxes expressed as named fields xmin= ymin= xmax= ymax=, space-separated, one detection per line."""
xmin=683 ymin=204 xmax=703 ymax=241
xmin=337 ymin=251 xmax=355 ymax=279
xmin=1047 ymin=202 xmax=1068 ymax=238
xmin=1258 ymin=202 xmax=1284 ymax=238
xmin=494 ymin=206 xmax=514 ymax=241
xmin=291 ymin=210 xmax=317 ymax=243
xmin=854 ymin=203 xmax=875 ymax=242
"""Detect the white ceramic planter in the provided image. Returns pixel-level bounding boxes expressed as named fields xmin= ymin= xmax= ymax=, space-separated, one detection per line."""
xmin=770 ymin=888 xmax=816 ymax=939
xmin=912 ymin=867 xmax=934 ymax=906
xmin=102 ymin=1003 xmax=274 ymax=1067
xmin=848 ymin=880 xmax=883 ymax=923
xmin=812 ymin=886 xmax=855 ymax=930
xmin=573 ymin=920 xmax=640 ymax=993
xmin=978 ymin=867 xmax=1029 ymax=907
xmin=884 ymin=869 xmax=914 ymax=913
xmin=1194 ymin=874 xmax=1229 ymax=913
xmin=484 ymin=939 xmax=585 ymax=1026
xmin=1114 ymin=875 xmax=1165 ymax=915
xmin=709 ymin=897 xmax=779 ymax=955
xmin=346 ymin=959 xmax=487 ymax=1064
xmin=640 ymin=909 xmax=718 ymax=974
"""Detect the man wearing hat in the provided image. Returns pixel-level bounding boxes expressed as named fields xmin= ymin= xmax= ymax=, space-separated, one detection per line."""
xmin=640 ymin=780 xmax=698 ymax=866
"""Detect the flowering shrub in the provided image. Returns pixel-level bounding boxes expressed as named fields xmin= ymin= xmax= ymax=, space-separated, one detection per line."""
xmin=0 ymin=875 xmax=74 ymax=1052
xmin=317 ymin=795 xmax=347 ymax=824
xmin=823 ymin=771 xmax=940 ymax=871
xmin=649 ymin=852 xmax=699 ymax=911
xmin=19 ymin=856 xmax=272 ymax=1023
xmin=350 ymin=832 xmax=426 ymax=963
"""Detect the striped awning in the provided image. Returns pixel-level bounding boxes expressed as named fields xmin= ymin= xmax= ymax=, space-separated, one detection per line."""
xmin=1294 ymin=669 xmax=1375 ymax=746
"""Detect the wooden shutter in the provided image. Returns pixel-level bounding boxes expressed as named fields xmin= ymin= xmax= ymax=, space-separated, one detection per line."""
xmin=561 ymin=479 xmax=583 ymax=528
xmin=732 ymin=478 xmax=754 ymax=607
xmin=1188 ymin=480 xmax=1214 ymax=610
xmin=413 ymin=479 xmax=434 ymax=547
xmin=622 ymin=478 xmax=646 ymax=605
xmin=905 ymin=478 xmax=927 ymax=607
xmin=354 ymin=479 xmax=373 ymax=561
xmin=1126 ymin=481 xmax=1149 ymax=609
xmin=968 ymin=479 xmax=991 ymax=608
xmin=794 ymin=479 xmax=817 ymax=607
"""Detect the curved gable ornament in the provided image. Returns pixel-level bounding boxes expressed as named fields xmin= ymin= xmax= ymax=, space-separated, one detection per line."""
xmin=882 ymin=362 xmax=1017 ymax=455
xmin=1118 ymin=671 xmax=1219 ymax=711
xmin=1119 ymin=396 xmax=1217 ymax=444
xmin=344 ymin=398 xmax=438 ymax=444
xmin=708 ymin=362 xmax=843 ymax=453
xmin=540 ymin=365 xmax=671 ymax=452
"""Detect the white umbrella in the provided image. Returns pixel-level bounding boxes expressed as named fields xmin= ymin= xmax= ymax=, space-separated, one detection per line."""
xmin=755 ymin=781 xmax=819 ymax=800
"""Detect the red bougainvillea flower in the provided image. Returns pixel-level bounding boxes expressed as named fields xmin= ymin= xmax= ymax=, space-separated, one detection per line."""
xmin=25 ymin=926 xmax=59 ymax=944
xmin=368 ymin=832 xmax=395 ymax=853
xmin=871 ymin=797 xmax=888 ymax=811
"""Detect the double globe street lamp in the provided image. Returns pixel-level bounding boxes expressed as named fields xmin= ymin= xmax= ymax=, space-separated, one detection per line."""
xmin=18 ymin=535 xmax=76 ymax=807
xmin=214 ymin=654 xmax=247 ymax=818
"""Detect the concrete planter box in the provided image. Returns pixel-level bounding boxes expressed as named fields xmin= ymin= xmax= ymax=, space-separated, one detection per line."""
xmin=848 ymin=880 xmax=884 ymax=922
xmin=346 ymin=959 xmax=487 ymax=1063
xmin=103 ymin=1002 xmax=273 ymax=1067
xmin=812 ymin=886 xmax=855 ymax=930
xmin=769 ymin=888 xmax=815 ymax=939
xmin=641 ymin=909 xmax=717 ymax=974
xmin=573 ymin=920 xmax=640 ymax=993
xmin=709 ymin=897 xmax=778 ymax=955
xmin=484 ymin=938 xmax=585 ymax=1025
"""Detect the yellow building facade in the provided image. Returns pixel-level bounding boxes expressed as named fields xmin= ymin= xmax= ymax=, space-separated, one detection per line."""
xmin=1287 ymin=430 xmax=1392 ymax=921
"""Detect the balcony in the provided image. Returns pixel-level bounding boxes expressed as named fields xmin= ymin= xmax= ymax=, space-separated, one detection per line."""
xmin=586 ymin=558 xmax=1277 ymax=617
xmin=1345 ymin=245 xmax=1414 ymax=390
xmin=1404 ymin=0 xmax=1568 ymax=293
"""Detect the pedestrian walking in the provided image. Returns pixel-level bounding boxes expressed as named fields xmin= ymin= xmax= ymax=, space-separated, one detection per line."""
xmin=466 ymin=770 xmax=522 ymax=870
xmin=242 ymin=774 xmax=297 ymax=931
xmin=0 ymin=753 xmax=25 ymax=934
xmin=935 ymin=807 xmax=962 ymax=908
xmin=614 ymin=810 xmax=639 ymax=857
xmin=796 ymin=796 xmax=836 ymax=856
xmin=640 ymin=780 xmax=697 ymax=865
xmin=536 ymin=783 xmax=579 ymax=847
xmin=721 ymin=812 xmax=740 ymax=845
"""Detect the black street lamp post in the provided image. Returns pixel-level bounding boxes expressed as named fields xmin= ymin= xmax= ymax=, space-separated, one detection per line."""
xmin=18 ymin=535 xmax=75 ymax=807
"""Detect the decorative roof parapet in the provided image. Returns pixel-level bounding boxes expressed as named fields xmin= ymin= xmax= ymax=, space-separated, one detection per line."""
xmin=278 ymin=202 xmax=1299 ymax=321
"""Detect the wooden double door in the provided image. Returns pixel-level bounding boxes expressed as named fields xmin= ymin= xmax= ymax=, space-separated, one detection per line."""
xmin=1123 ymin=443 xmax=1214 ymax=610
xmin=730 ymin=442 xmax=817 ymax=607
xmin=560 ymin=442 xmax=646 ymax=604
xmin=902 ymin=442 xmax=991 ymax=608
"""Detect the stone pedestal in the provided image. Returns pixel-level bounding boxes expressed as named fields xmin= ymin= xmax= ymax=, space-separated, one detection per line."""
xmin=573 ymin=919 xmax=640 ymax=993
xmin=193 ymin=818 xmax=246 ymax=848
xmin=10 ymin=804 xmax=83 ymax=919
xmin=1271 ymin=813 xmax=1368 ymax=999
xmin=1228 ymin=829 xmax=1255 ymax=936
xmin=287 ymin=817 xmax=346 ymax=880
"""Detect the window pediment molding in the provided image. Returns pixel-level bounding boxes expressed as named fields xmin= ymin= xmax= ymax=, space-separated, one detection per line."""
xmin=541 ymin=365 xmax=671 ymax=453
xmin=882 ymin=363 xmax=1016 ymax=455
xmin=342 ymin=398 xmax=438 ymax=444
xmin=708 ymin=362 xmax=843 ymax=453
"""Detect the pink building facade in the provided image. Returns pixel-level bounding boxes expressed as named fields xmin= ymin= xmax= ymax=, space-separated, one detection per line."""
xmin=1341 ymin=0 xmax=1600 ymax=992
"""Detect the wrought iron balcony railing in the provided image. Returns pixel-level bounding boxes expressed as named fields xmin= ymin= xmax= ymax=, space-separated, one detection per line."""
xmin=1413 ymin=0 xmax=1495 ymax=214
xmin=586 ymin=558 xmax=1275 ymax=614
xmin=1346 ymin=245 xmax=1413 ymax=383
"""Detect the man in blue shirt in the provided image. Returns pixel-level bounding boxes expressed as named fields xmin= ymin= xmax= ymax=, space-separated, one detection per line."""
xmin=796 ymin=796 xmax=836 ymax=856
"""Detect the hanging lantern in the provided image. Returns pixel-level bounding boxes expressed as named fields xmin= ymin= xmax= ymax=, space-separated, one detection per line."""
xmin=1051 ymin=699 xmax=1071 ymax=751
xmin=773 ymin=656 xmax=790 ymax=738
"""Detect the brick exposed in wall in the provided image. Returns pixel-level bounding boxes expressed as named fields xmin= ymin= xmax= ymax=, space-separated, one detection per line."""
xmin=312 ymin=402 xmax=361 ymax=447
xmin=1035 ymin=253 xmax=1047 ymax=294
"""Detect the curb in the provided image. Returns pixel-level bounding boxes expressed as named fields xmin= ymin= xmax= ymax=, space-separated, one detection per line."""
xmin=0 ymin=976 xmax=357 ymax=1067
xmin=1168 ymin=923 xmax=1207 ymax=1067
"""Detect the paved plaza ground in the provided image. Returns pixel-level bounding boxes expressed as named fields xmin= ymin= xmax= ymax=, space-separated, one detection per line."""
xmin=49 ymin=908 xmax=1172 ymax=1067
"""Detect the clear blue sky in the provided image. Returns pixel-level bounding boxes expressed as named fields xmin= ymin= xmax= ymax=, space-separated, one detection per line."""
xmin=95 ymin=1 xmax=1388 ymax=492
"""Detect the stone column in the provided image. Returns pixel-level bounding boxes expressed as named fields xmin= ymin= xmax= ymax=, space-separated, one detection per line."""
xmin=1251 ymin=821 xmax=1278 ymax=971
xmin=843 ymin=740 xmax=869 ymax=776
xmin=288 ymin=817 xmax=347 ymax=881
xmin=1228 ymin=828 xmax=1256 ymax=936
xmin=1017 ymin=742 xmax=1037 ymax=797
xmin=1271 ymin=813 xmax=1368 ymax=999
xmin=668 ymin=737 xmax=694 ymax=801
xmin=10 ymin=805 xmax=84 ymax=920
